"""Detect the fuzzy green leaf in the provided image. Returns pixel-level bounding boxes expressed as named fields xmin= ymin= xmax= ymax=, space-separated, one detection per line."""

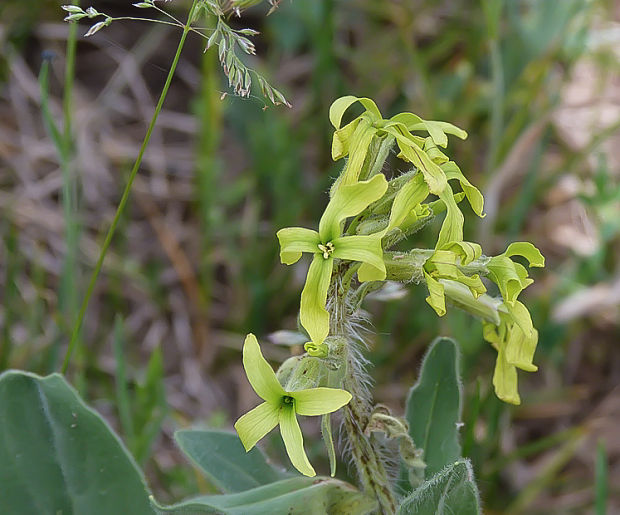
xmin=405 ymin=338 xmax=463 ymax=479
xmin=175 ymin=430 xmax=285 ymax=493
xmin=0 ymin=371 xmax=153 ymax=515
xmin=152 ymin=477 xmax=377 ymax=514
xmin=398 ymin=460 xmax=480 ymax=515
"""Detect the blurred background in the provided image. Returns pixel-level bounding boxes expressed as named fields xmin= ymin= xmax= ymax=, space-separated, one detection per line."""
xmin=1 ymin=0 xmax=619 ymax=512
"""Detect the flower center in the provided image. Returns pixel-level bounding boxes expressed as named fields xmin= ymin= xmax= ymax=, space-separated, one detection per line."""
xmin=317 ymin=242 xmax=335 ymax=259
xmin=283 ymin=395 xmax=295 ymax=406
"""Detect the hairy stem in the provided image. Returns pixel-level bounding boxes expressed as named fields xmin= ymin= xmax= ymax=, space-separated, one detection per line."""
xmin=330 ymin=279 xmax=397 ymax=514
xmin=61 ymin=0 xmax=200 ymax=374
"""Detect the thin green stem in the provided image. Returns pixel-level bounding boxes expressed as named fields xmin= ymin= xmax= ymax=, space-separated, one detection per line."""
xmin=109 ymin=16 xmax=213 ymax=40
xmin=61 ymin=0 xmax=200 ymax=374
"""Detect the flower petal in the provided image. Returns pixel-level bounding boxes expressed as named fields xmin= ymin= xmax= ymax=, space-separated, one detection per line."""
xmin=332 ymin=235 xmax=386 ymax=282
xmin=234 ymin=401 xmax=280 ymax=451
xmin=300 ymin=255 xmax=333 ymax=346
xmin=440 ymin=241 xmax=482 ymax=266
xmin=504 ymin=242 xmax=545 ymax=267
xmin=338 ymin=119 xmax=377 ymax=186
xmin=386 ymin=173 xmax=429 ymax=234
xmin=425 ymin=271 xmax=446 ymax=316
xmin=329 ymin=95 xmax=381 ymax=129
xmin=319 ymin=174 xmax=388 ymax=242
xmin=442 ymin=161 xmax=484 ymax=217
xmin=436 ymin=187 xmax=464 ymax=248
xmin=279 ymin=405 xmax=315 ymax=477
xmin=242 ymin=334 xmax=285 ymax=403
xmin=492 ymin=342 xmax=521 ymax=405
xmin=383 ymin=125 xmax=447 ymax=195
xmin=276 ymin=227 xmax=321 ymax=265
xmin=487 ymin=256 xmax=531 ymax=306
xmin=292 ymin=387 xmax=352 ymax=416
xmin=332 ymin=117 xmax=361 ymax=161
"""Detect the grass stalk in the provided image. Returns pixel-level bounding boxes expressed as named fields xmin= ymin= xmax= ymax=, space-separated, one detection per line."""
xmin=61 ymin=0 xmax=200 ymax=374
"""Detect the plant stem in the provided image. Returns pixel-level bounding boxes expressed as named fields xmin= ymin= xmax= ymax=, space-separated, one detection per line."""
xmin=61 ymin=0 xmax=200 ymax=374
xmin=329 ymin=279 xmax=397 ymax=514
xmin=59 ymin=1 xmax=82 ymax=377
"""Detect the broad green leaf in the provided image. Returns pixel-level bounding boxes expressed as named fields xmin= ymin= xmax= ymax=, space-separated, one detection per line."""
xmin=398 ymin=460 xmax=480 ymax=515
xmin=405 ymin=338 xmax=462 ymax=479
xmin=174 ymin=430 xmax=284 ymax=493
xmin=152 ymin=477 xmax=377 ymax=515
xmin=0 ymin=370 xmax=153 ymax=515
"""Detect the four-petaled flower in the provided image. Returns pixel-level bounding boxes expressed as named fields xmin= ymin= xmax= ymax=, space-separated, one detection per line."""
xmin=276 ymin=174 xmax=389 ymax=349
xmin=234 ymin=334 xmax=352 ymax=476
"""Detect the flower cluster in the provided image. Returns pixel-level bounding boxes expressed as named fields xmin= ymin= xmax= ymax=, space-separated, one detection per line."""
xmin=235 ymin=95 xmax=545 ymax=477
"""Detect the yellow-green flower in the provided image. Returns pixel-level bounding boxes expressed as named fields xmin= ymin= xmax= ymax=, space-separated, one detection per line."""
xmin=329 ymin=96 xmax=485 ymax=258
xmin=276 ymin=175 xmax=388 ymax=349
xmin=423 ymin=242 xmax=486 ymax=317
xmin=234 ymin=334 xmax=352 ymax=477
xmin=487 ymin=242 xmax=545 ymax=306
xmin=483 ymin=301 xmax=539 ymax=405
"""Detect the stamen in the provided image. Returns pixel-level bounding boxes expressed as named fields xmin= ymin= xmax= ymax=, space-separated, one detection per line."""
xmin=317 ymin=242 xmax=335 ymax=259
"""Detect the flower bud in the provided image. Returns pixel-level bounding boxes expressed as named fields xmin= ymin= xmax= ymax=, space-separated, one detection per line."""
xmin=276 ymin=355 xmax=326 ymax=392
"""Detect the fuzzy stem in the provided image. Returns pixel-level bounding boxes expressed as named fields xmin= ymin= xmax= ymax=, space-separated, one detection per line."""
xmin=330 ymin=279 xmax=397 ymax=514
